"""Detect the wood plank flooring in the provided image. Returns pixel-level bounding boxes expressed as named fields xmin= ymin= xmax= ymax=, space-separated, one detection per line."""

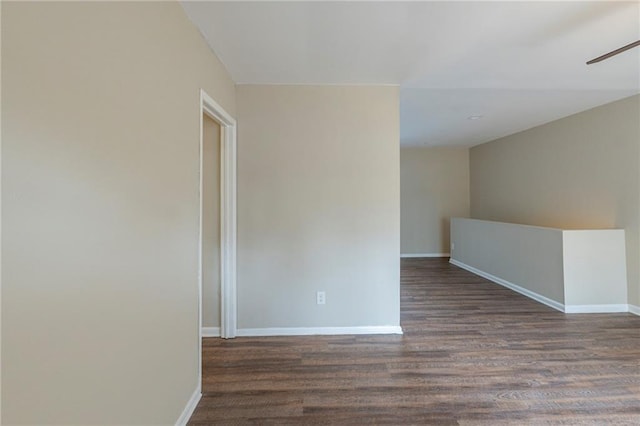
xmin=189 ymin=258 xmax=640 ymax=425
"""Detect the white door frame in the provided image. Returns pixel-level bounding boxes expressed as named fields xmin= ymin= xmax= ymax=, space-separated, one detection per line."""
xmin=198 ymin=89 xmax=237 ymax=351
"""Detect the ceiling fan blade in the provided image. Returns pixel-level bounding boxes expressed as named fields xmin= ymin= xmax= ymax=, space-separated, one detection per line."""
xmin=586 ymin=40 xmax=640 ymax=64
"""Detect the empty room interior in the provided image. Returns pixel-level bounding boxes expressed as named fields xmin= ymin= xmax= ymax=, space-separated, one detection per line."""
xmin=2 ymin=1 xmax=640 ymax=425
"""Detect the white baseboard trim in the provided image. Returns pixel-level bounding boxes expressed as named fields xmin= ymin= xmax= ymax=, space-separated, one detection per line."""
xmin=175 ymin=386 xmax=201 ymax=426
xmin=401 ymin=253 xmax=450 ymax=258
xmin=202 ymin=327 xmax=221 ymax=337
xmin=450 ymin=258 xmax=638 ymax=315
xmin=236 ymin=325 xmax=403 ymax=337
xmin=449 ymin=258 xmax=565 ymax=313
xmin=564 ymin=304 xmax=629 ymax=314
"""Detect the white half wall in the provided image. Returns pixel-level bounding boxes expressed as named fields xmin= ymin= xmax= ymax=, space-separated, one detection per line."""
xmin=563 ymin=230 xmax=627 ymax=306
xmin=450 ymin=218 xmax=628 ymax=313
xmin=451 ymin=218 xmax=565 ymax=304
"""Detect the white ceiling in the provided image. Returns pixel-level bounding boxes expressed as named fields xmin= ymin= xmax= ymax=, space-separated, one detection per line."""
xmin=181 ymin=1 xmax=640 ymax=147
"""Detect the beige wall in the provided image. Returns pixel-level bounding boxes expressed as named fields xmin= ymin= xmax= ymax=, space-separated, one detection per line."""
xmin=1 ymin=2 xmax=235 ymax=424
xmin=202 ymin=115 xmax=221 ymax=328
xmin=401 ymin=147 xmax=469 ymax=255
xmin=0 ymin=3 xmax=3 ymax=421
xmin=236 ymin=85 xmax=400 ymax=329
xmin=470 ymin=95 xmax=640 ymax=307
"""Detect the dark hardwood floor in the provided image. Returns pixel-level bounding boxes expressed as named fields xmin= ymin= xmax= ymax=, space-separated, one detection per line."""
xmin=189 ymin=258 xmax=640 ymax=425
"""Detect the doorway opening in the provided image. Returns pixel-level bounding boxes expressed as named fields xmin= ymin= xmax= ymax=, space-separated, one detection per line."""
xmin=198 ymin=89 xmax=237 ymax=384
xmin=201 ymin=115 xmax=222 ymax=336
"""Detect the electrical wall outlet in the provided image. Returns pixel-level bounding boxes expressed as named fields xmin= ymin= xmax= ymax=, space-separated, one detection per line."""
xmin=316 ymin=291 xmax=326 ymax=305
xmin=451 ymin=242 xmax=455 ymax=251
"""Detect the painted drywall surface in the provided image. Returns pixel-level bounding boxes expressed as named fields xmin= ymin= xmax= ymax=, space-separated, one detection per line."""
xmin=400 ymin=147 xmax=469 ymax=255
xmin=202 ymin=116 xmax=221 ymax=328
xmin=236 ymin=85 xmax=400 ymax=329
xmin=451 ymin=218 xmax=565 ymax=303
xmin=0 ymin=3 xmax=3 ymax=421
xmin=562 ymin=230 xmax=627 ymax=306
xmin=2 ymin=2 xmax=235 ymax=424
xmin=470 ymin=95 xmax=640 ymax=306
